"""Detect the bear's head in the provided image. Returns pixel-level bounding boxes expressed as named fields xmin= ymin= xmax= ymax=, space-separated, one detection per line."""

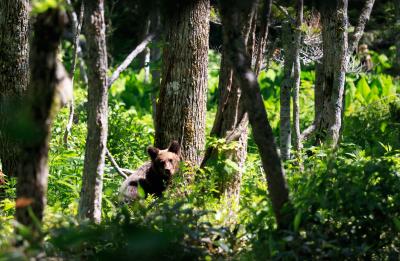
xmin=147 ymin=141 xmax=181 ymax=178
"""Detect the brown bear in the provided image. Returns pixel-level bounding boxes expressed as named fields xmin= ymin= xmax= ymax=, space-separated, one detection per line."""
xmin=119 ymin=141 xmax=181 ymax=202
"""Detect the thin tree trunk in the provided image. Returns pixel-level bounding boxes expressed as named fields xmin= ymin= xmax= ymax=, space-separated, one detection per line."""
xmin=78 ymin=0 xmax=108 ymax=223
xmin=292 ymin=0 xmax=303 ymax=153
xmin=219 ymin=0 xmax=292 ymax=229
xmin=314 ymin=1 xmax=348 ymax=147
xmin=254 ymin=0 xmax=272 ymax=76
xmin=63 ymin=0 xmax=84 ymax=146
xmin=280 ymin=21 xmax=294 ymax=161
xmin=155 ymin=1 xmax=209 ymax=165
xmin=0 ymin=0 xmax=29 ymax=180
xmin=15 ymin=9 xmax=67 ymax=231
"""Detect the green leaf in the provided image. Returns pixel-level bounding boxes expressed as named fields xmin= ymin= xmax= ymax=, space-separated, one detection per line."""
xmin=224 ymin=159 xmax=241 ymax=173
xmin=32 ymin=0 xmax=60 ymax=14
xmin=293 ymin=211 xmax=302 ymax=232
xmin=137 ymin=184 xmax=145 ymax=199
xmin=393 ymin=217 xmax=400 ymax=231
xmin=356 ymin=76 xmax=371 ymax=102
xmin=380 ymin=122 xmax=388 ymax=132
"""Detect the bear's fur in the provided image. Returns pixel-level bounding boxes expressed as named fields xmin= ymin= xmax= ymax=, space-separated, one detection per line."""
xmin=119 ymin=141 xmax=181 ymax=202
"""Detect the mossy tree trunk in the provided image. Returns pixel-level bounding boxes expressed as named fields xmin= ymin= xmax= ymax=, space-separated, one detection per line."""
xmin=314 ymin=1 xmax=348 ymax=147
xmin=0 ymin=0 xmax=29 ymax=182
xmin=15 ymin=9 xmax=67 ymax=232
xmin=155 ymin=0 xmax=209 ymax=166
xmin=219 ymin=0 xmax=293 ymax=229
xmin=78 ymin=0 xmax=108 ymax=223
xmin=203 ymin=0 xmax=272 ymax=207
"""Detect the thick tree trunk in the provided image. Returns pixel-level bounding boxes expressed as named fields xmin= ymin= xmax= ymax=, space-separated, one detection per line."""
xmin=202 ymin=1 xmax=271 ymax=206
xmin=78 ymin=0 xmax=108 ymax=223
xmin=219 ymin=0 xmax=292 ymax=229
xmin=394 ymin=0 xmax=400 ymax=72
xmin=201 ymin=2 xmax=255 ymax=205
xmin=155 ymin=1 xmax=209 ymax=165
xmin=0 ymin=0 xmax=29 ymax=180
xmin=292 ymin=0 xmax=303 ymax=153
xmin=314 ymin=1 xmax=348 ymax=147
xmin=280 ymin=21 xmax=294 ymax=160
xmin=15 ymin=9 xmax=67 ymax=231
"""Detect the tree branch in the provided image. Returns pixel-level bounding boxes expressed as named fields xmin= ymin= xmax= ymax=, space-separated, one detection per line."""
xmin=348 ymin=0 xmax=375 ymax=55
xmin=107 ymin=33 xmax=156 ymax=88
xmin=299 ymin=123 xmax=316 ymax=143
xmin=105 ymin=149 xmax=128 ymax=179
xmin=273 ymin=3 xmax=295 ymax=25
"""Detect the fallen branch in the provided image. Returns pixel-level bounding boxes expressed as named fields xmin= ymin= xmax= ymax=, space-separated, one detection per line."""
xmin=105 ymin=149 xmax=128 ymax=179
xmin=107 ymin=33 xmax=156 ymax=88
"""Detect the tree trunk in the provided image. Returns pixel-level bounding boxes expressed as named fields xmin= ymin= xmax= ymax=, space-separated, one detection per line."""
xmin=63 ymin=0 xmax=84 ymax=147
xmin=314 ymin=1 xmax=348 ymax=147
xmin=155 ymin=1 xmax=209 ymax=165
xmin=0 ymin=0 xmax=29 ymax=180
xmin=212 ymin=50 xmax=249 ymax=204
xmin=219 ymin=0 xmax=292 ymax=229
xmin=292 ymin=0 xmax=303 ymax=153
xmin=202 ymin=0 xmax=271 ymax=207
xmin=15 ymin=9 xmax=67 ymax=231
xmin=78 ymin=0 xmax=108 ymax=223
xmin=280 ymin=21 xmax=294 ymax=161
xmin=394 ymin=0 xmax=400 ymax=72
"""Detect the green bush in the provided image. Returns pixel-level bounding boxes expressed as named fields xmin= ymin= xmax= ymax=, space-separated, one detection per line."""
xmin=248 ymin=146 xmax=400 ymax=260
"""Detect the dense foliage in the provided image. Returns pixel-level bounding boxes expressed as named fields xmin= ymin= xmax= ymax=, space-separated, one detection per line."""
xmin=1 ymin=43 xmax=400 ymax=260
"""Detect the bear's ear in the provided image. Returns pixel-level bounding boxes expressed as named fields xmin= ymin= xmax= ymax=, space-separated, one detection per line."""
xmin=147 ymin=146 xmax=159 ymax=161
xmin=168 ymin=140 xmax=180 ymax=155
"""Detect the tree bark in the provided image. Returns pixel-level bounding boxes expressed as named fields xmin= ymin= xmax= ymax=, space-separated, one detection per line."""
xmin=155 ymin=0 xmax=209 ymax=165
xmin=0 ymin=0 xmax=29 ymax=180
xmin=219 ymin=0 xmax=292 ymax=229
xmin=201 ymin=2 xmax=255 ymax=202
xmin=78 ymin=0 xmax=108 ymax=223
xmin=15 ymin=9 xmax=67 ymax=231
xmin=314 ymin=1 xmax=348 ymax=147
xmin=292 ymin=0 xmax=303 ymax=153
xmin=63 ymin=0 xmax=84 ymax=146
xmin=348 ymin=0 xmax=375 ymax=56
xmin=280 ymin=21 xmax=294 ymax=161
xmin=201 ymin=0 xmax=272 ymax=206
